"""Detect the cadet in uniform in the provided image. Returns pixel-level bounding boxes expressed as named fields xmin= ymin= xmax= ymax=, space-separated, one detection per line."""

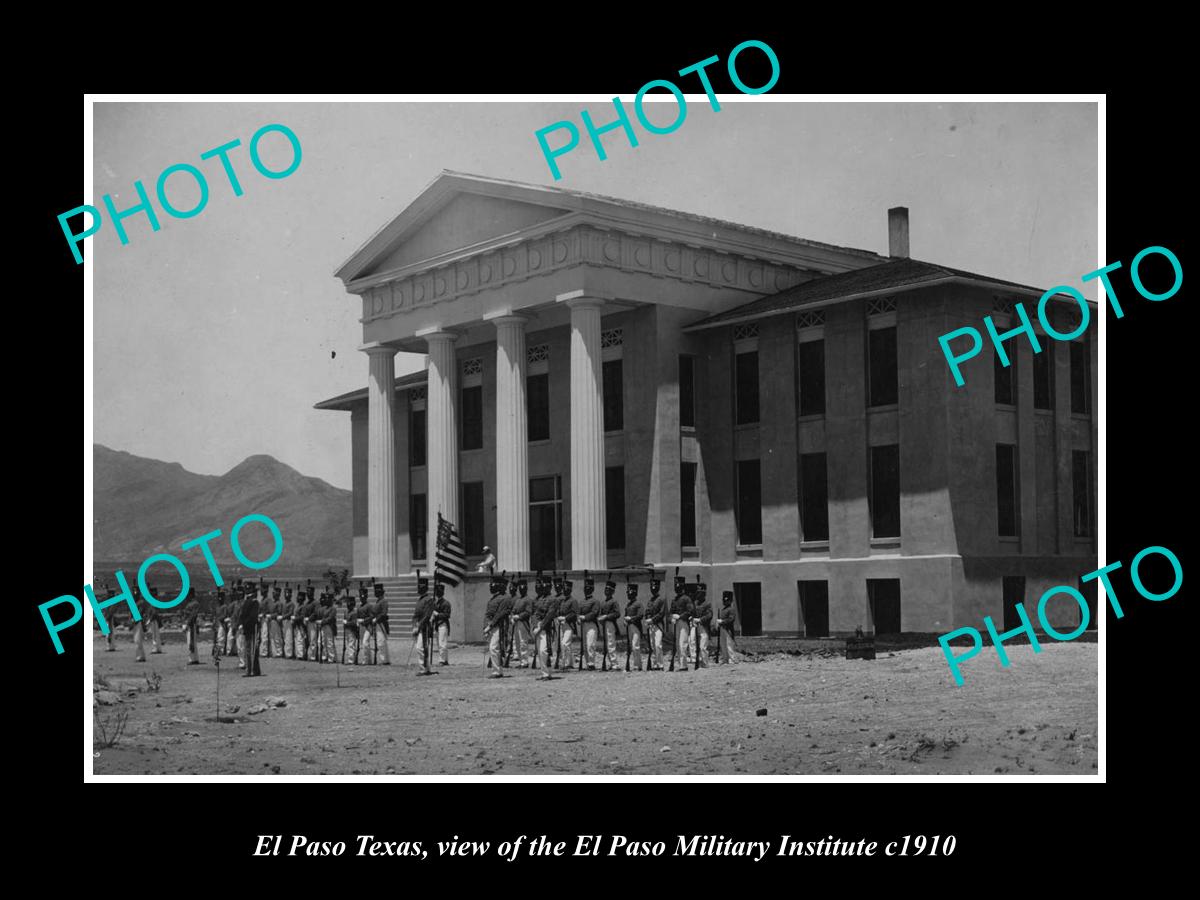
xmin=303 ymin=586 xmax=320 ymax=661
xmin=131 ymin=586 xmax=148 ymax=662
xmin=433 ymin=583 xmax=452 ymax=666
xmin=718 ymin=590 xmax=738 ymax=664
xmin=343 ymin=591 xmax=360 ymax=664
xmin=532 ymin=576 xmax=560 ymax=680
xmin=599 ymin=579 xmax=621 ymax=671
xmin=483 ymin=573 xmax=508 ymax=677
xmin=144 ymin=586 xmax=164 ymax=655
xmin=268 ymin=584 xmax=285 ymax=658
xmin=623 ymin=583 xmax=645 ymax=671
xmin=319 ymin=591 xmax=338 ymax=663
xmin=103 ymin=588 xmax=118 ymax=651
xmin=692 ymin=582 xmax=712 ymax=669
xmin=281 ymin=585 xmax=296 ymax=659
xmin=411 ymin=574 xmax=435 ymax=675
xmin=645 ymin=579 xmax=665 ymax=670
xmin=183 ymin=587 xmax=201 ymax=665
xmin=372 ymin=581 xmax=391 ymax=665
xmin=579 ymin=575 xmax=599 ymax=670
xmin=670 ymin=576 xmax=694 ymax=672
xmin=558 ymin=579 xmax=579 ymax=669
xmin=510 ymin=578 xmax=532 ymax=667
xmin=240 ymin=585 xmax=263 ymax=677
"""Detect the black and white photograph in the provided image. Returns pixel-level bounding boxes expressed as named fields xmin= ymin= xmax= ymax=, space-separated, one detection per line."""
xmin=86 ymin=97 xmax=1100 ymax=777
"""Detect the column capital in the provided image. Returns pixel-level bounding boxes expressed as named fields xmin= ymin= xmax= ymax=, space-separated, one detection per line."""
xmin=415 ymin=326 xmax=461 ymax=345
xmin=556 ymin=290 xmax=606 ymax=312
xmin=485 ymin=311 xmax=532 ymax=328
xmin=359 ymin=341 xmax=399 ymax=357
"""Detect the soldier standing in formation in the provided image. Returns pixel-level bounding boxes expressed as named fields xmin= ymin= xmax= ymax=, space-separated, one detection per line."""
xmin=269 ymin=584 xmax=285 ymax=658
xmin=483 ymin=573 xmax=508 ymax=677
xmin=718 ymin=590 xmax=738 ymax=664
xmin=103 ymin=587 xmax=118 ymax=651
xmin=183 ymin=587 xmax=201 ymax=665
xmin=670 ymin=575 xmax=693 ymax=672
xmin=692 ymin=582 xmax=712 ymax=669
xmin=131 ymin=586 xmax=149 ymax=662
xmin=559 ymin=579 xmax=578 ymax=669
xmin=319 ymin=591 xmax=338 ymax=663
xmin=579 ymin=575 xmax=599 ymax=670
xmin=645 ymin=579 xmax=665 ymax=670
xmin=532 ymin=575 xmax=560 ymax=681
xmin=303 ymin=585 xmax=320 ymax=661
xmin=510 ymin=578 xmax=532 ymax=667
xmin=411 ymin=574 xmax=435 ymax=675
xmin=599 ymin=579 xmax=621 ymax=671
xmin=281 ymin=585 xmax=296 ymax=659
xmin=240 ymin=584 xmax=263 ymax=677
xmin=343 ymin=591 xmax=360 ymax=664
xmin=372 ymin=581 xmax=391 ymax=665
xmin=623 ymin=582 xmax=644 ymax=671
xmin=433 ymin=582 xmax=452 ymax=666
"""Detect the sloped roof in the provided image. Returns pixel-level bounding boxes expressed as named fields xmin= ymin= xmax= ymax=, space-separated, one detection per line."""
xmin=315 ymin=369 xmax=428 ymax=411
xmin=684 ymin=258 xmax=1076 ymax=331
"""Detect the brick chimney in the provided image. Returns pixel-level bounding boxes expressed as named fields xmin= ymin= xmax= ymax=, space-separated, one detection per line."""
xmin=888 ymin=207 xmax=909 ymax=259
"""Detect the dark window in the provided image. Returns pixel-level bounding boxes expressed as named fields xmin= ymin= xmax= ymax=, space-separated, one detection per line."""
xmin=602 ymin=359 xmax=623 ymax=432
xmin=680 ymin=462 xmax=697 ymax=548
xmin=409 ymin=408 xmax=426 ymax=467
xmin=799 ymin=452 xmax=829 ymax=542
xmin=679 ymin=355 xmax=696 ymax=428
xmin=996 ymin=443 xmax=1020 ymax=537
xmin=735 ymin=350 xmax=760 ymax=425
xmin=870 ymin=444 xmax=901 ymax=538
xmin=1002 ymin=575 xmax=1026 ymax=632
xmin=733 ymin=583 xmax=762 ymax=636
xmin=735 ymin=459 xmax=762 ymax=545
xmin=410 ymin=493 xmax=426 ymax=561
xmin=527 ymin=373 xmax=549 ymax=442
xmin=1033 ymin=343 xmax=1054 ymax=410
xmin=461 ymin=385 xmax=483 ymax=451
xmin=1072 ymin=450 xmax=1091 ymax=537
xmin=994 ymin=346 xmax=1015 ymax=405
xmin=1070 ymin=339 xmax=1090 ymax=415
xmin=798 ymin=339 xmax=826 ymax=416
xmin=798 ymin=581 xmax=829 ymax=637
xmin=868 ymin=579 xmax=902 ymax=634
xmin=529 ymin=475 xmax=562 ymax=572
xmin=605 ymin=466 xmax=625 ymax=550
xmin=868 ymin=326 xmax=898 ymax=407
xmin=460 ymin=482 xmax=485 ymax=555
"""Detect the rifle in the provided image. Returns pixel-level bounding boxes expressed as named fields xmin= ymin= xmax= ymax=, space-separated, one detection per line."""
xmin=625 ymin=615 xmax=632 ymax=672
xmin=341 ymin=608 xmax=347 ymax=664
xmin=600 ymin=608 xmax=609 ymax=672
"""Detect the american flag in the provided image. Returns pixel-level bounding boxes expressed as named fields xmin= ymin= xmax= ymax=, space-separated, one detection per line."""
xmin=434 ymin=512 xmax=467 ymax=586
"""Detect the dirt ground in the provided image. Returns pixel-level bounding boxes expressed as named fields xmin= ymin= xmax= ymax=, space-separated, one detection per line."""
xmin=91 ymin=634 xmax=1098 ymax=776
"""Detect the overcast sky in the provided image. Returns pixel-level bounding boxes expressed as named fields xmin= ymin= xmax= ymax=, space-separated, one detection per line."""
xmin=92 ymin=100 xmax=1097 ymax=490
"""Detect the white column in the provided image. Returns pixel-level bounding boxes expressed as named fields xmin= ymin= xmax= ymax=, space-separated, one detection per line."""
xmin=363 ymin=343 xmax=398 ymax=576
xmin=492 ymin=315 xmax=530 ymax=572
xmin=566 ymin=296 xmax=607 ymax=570
xmin=423 ymin=330 xmax=459 ymax=575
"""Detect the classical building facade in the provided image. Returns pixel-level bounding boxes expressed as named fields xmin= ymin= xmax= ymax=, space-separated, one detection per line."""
xmin=317 ymin=172 xmax=1098 ymax=641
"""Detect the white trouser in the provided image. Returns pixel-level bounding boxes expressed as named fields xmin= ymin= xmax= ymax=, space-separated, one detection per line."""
xmin=149 ymin=619 xmax=162 ymax=653
xmin=345 ymin=629 xmax=359 ymax=664
xmin=536 ymin=629 xmax=552 ymax=673
xmin=321 ymin=624 xmax=336 ymax=662
xmin=237 ymin=626 xmax=246 ymax=667
xmin=186 ymin=623 xmax=199 ymax=663
xmin=559 ymin=622 xmax=575 ymax=669
xmin=603 ymin=621 xmax=619 ymax=669
xmin=282 ymin=619 xmax=294 ymax=658
xmin=694 ymin=625 xmax=709 ymax=667
xmin=673 ymin=617 xmax=691 ymax=669
xmin=437 ymin=622 xmax=449 ymax=663
xmin=307 ymin=622 xmax=319 ymax=660
xmin=649 ymin=623 xmax=664 ymax=668
xmin=412 ymin=630 xmax=428 ymax=669
xmin=270 ymin=619 xmax=284 ymax=657
xmin=513 ymin=620 xmax=532 ymax=665
xmin=374 ymin=625 xmax=391 ymax=663
xmin=582 ymin=622 xmax=598 ymax=667
xmin=719 ymin=626 xmax=736 ymax=663
xmin=488 ymin=626 xmax=503 ymax=671
xmin=133 ymin=621 xmax=146 ymax=661
xmin=627 ymin=623 xmax=643 ymax=671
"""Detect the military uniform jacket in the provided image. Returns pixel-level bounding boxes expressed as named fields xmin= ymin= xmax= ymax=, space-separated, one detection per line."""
xmin=512 ymin=595 xmax=533 ymax=624
xmin=624 ymin=597 xmax=645 ymax=628
xmin=375 ymin=601 xmax=390 ymax=635
xmin=484 ymin=592 xmax=506 ymax=628
xmin=718 ymin=604 xmax=737 ymax=632
xmin=694 ymin=598 xmax=714 ymax=631
xmin=580 ymin=597 xmax=599 ymax=623
xmin=670 ymin=594 xmax=694 ymax=620
xmin=282 ymin=597 xmax=296 ymax=619
xmin=412 ymin=595 xmax=434 ymax=632
xmin=559 ymin=596 xmax=579 ymax=626
xmin=541 ymin=595 xmax=562 ymax=629
xmin=531 ymin=595 xmax=550 ymax=631
xmin=344 ymin=604 xmax=359 ymax=636
xmin=599 ymin=597 xmax=621 ymax=624
xmin=319 ymin=603 xmax=337 ymax=634
xmin=239 ymin=596 xmax=261 ymax=630
xmin=646 ymin=595 xmax=666 ymax=626
xmin=434 ymin=597 xmax=452 ymax=626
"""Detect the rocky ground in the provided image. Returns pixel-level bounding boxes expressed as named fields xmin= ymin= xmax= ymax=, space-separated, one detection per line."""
xmin=91 ymin=634 xmax=1097 ymax=776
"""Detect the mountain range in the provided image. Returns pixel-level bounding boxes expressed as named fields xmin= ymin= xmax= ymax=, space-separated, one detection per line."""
xmin=93 ymin=444 xmax=352 ymax=573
